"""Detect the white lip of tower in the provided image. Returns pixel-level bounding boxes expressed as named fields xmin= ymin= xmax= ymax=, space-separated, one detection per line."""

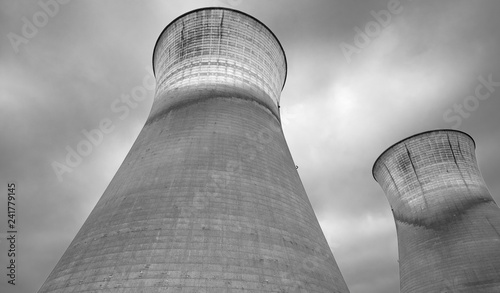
xmin=372 ymin=129 xmax=476 ymax=182
xmin=151 ymin=7 xmax=287 ymax=111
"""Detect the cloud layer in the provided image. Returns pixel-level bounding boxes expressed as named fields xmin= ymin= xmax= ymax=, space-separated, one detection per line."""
xmin=1 ymin=1 xmax=499 ymax=292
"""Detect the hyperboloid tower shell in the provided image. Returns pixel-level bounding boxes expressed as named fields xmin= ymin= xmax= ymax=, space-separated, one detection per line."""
xmin=38 ymin=7 xmax=350 ymax=293
xmin=373 ymin=129 xmax=500 ymax=293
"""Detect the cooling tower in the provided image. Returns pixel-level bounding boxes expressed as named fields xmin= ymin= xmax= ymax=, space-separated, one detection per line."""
xmin=38 ymin=7 xmax=350 ymax=293
xmin=373 ymin=129 xmax=500 ymax=293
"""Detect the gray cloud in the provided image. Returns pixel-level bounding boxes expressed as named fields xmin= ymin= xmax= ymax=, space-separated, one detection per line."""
xmin=1 ymin=1 xmax=499 ymax=292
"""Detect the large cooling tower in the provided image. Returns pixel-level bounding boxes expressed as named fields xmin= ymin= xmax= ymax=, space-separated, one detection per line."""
xmin=38 ymin=7 xmax=350 ymax=293
xmin=373 ymin=129 xmax=500 ymax=293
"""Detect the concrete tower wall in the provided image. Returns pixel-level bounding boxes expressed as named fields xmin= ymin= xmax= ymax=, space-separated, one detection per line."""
xmin=373 ymin=130 xmax=500 ymax=293
xmin=38 ymin=8 xmax=350 ymax=293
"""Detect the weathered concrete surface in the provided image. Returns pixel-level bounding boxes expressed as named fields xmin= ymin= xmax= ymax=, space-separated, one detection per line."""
xmin=373 ymin=130 xmax=500 ymax=293
xmin=38 ymin=7 xmax=349 ymax=293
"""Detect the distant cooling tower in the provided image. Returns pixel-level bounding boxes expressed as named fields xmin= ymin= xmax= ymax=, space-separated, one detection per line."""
xmin=373 ymin=130 xmax=500 ymax=293
xmin=38 ymin=7 xmax=350 ymax=293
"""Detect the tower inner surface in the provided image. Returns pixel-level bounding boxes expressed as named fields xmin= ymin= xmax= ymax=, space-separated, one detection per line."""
xmin=37 ymin=7 xmax=350 ymax=293
xmin=373 ymin=130 xmax=500 ymax=293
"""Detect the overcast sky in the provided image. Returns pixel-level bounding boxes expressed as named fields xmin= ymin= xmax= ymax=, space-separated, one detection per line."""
xmin=1 ymin=0 xmax=500 ymax=292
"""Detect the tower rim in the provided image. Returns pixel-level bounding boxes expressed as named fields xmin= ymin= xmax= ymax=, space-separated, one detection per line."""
xmin=151 ymin=6 xmax=288 ymax=91
xmin=371 ymin=129 xmax=476 ymax=181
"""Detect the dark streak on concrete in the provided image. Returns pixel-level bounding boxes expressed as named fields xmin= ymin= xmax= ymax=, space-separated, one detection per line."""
xmin=447 ymin=133 xmax=471 ymax=194
xmin=384 ymin=162 xmax=401 ymax=199
xmin=405 ymin=144 xmax=427 ymax=208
